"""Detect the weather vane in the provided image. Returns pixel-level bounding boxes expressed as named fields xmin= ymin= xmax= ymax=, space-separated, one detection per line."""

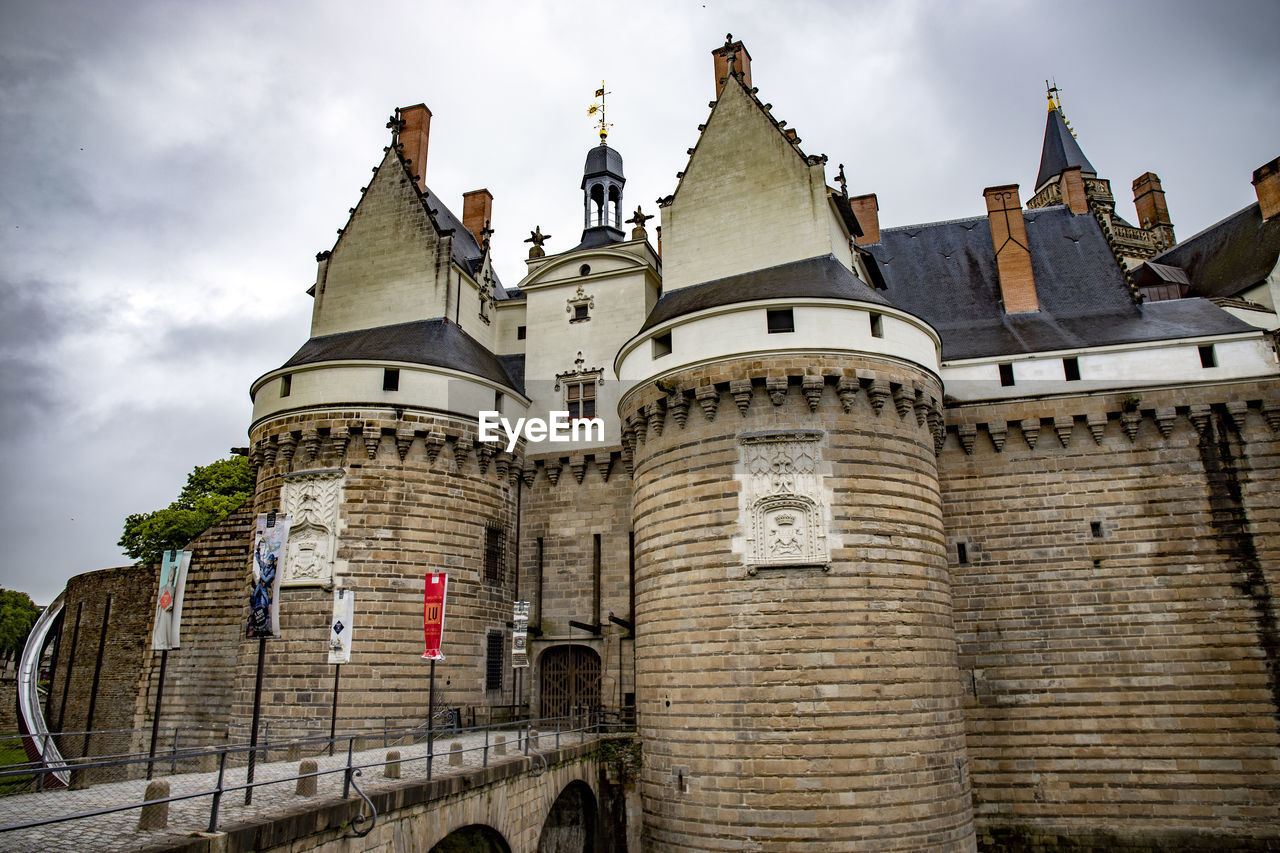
xmin=1045 ymin=78 xmax=1061 ymax=111
xmin=587 ymin=81 xmax=611 ymax=142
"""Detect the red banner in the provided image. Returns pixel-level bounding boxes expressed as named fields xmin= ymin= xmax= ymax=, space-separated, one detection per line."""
xmin=423 ymin=573 xmax=448 ymax=660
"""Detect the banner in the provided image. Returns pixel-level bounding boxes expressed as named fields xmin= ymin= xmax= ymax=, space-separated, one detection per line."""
xmin=247 ymin=513 xmax=290 ymax=638
xmin=328 ymin=589 xmax=354 ymax=664
xmin=151 ymin=549 xmax=191 ymax=651
xmin=422 ymin=573 xmax=448 ymax=660
xmin=512 ymin=600 xmax=529 ymax=669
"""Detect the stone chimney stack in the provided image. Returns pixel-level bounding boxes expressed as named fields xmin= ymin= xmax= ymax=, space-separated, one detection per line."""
xmin=984 ymin=184 xmax=1039 ymax=313
xmin=1253 ymin=156 xmax=1280 ymax=220
xmin=1132 ymin=171 xmax=1176 ymax=248
xmin=713 ymin=35 xmax=752 ymax=96
xmin=850 ymin=193 xmax=880 ymax=245
xmin=1059 ymin=165 xmax=1089 ymax=215
xmin=462 ymin=189 xmax=494 ymax=245
xmin=398 ymin=104 xmax=432 ymax=193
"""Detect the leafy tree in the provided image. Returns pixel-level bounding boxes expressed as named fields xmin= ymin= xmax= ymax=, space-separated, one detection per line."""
xmin=0 ymin=589 xmax=41 ymax=663
xmin=119 ymin=456 xmax=254 ymax=565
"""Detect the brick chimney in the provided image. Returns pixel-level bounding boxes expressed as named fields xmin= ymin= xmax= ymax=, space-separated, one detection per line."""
xmin=713 ymin=36 xmax=752 ymax=96
xmin=1253 ymin=156 xmax=1280 ymax=220
xmin=850 ymin=193 xmax=880 ymax=245
xmin=398 ymin=104 xmax=432 ymax=193
xmin=984 ymin=184 xmax=1038 ymax=313
xmin=1132 ymin=171 xmax=1175 ymax=249
xmin=462 ymin=189 xmax=494 ymax=245
xmin=1059 ymin=165 xmax=1088 ymax=215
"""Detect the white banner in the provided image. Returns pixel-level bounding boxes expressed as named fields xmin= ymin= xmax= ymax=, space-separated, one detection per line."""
xmin=248 ymin=514 xmax=290 ymax=638
xmin=328 ymin=589 xmax=354 ymax=664
xmin=512 ymin=600 xmax=529 ymax=669
xmin=151 ymin=549 xmax=191 ymax=651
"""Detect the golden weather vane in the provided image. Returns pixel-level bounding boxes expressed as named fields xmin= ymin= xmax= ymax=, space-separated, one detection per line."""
xmin=587 ymin=80 xmax=611 ymax=142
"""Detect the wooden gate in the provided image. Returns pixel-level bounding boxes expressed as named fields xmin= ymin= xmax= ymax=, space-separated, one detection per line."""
xmin=539 ymin=645 xmax=601 ymax=720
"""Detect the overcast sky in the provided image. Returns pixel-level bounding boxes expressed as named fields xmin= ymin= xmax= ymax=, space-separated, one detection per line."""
xmin=1 ymin=0 xmax=1277 ymax=605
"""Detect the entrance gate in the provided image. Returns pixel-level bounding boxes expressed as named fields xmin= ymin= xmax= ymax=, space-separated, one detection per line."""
xmin=539 ymin=645 xmax=601 ymax=720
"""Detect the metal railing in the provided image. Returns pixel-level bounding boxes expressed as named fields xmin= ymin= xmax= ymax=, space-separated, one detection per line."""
xmin=0 ymin=709 xmax=632 ymax=843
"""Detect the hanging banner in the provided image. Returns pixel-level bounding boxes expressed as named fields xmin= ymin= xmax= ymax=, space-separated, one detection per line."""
xmin=512 ymin=600 xmax=529 ymax=669
xmin=247 ymin=513 xmax=290 ymax=638
xmin=151 ymin=549 xmax=191 ymax=651
xmin=423 ymin=573 xmax=448 ymax=660
xmin=328 ymin=589 xmax=354 ymax=664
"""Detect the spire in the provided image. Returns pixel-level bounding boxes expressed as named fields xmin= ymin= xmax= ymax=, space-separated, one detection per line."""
xmin=1035 ymin=83 xmax=1096 ymax=192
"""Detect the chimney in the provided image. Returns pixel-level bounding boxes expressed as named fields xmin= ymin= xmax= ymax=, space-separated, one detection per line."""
xmin=850 ymin=193 xmax=880 ymax=245
xmin=398 ymin=104 xmax=432 ymax=192
xmin=1059 ymin=165 xmax=1088 ymax=215
xmin=1132 ymin=171 xmax=1175 ymax=248
xmin=712 ymin=36 xmax=752 ymax=97
xmin=1253 ymin=156 xmax=1280 ymax=220
xmin=984 ymin=184 xmax=1038 ymax=313
xmin=462 ymin=189 xmax=494 ymax=245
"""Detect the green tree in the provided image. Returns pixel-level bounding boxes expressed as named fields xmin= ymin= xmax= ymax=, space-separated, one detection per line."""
xmin=119 ymin=456 xmax=253 ymax=565
xmin=0 ymin=589 xmax=41 ymax=664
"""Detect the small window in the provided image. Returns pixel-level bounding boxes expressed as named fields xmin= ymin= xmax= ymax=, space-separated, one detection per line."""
xmin=485 ymin=630 xmax=503 ymax=691
xmin=956 ymin=542 xmax=968 ymax=564
xmin=565 ymin=380 xmax=596 ymax=421
xmin=494 ymin=391 xmax=503 ymax=410
xmin=869 ymin=313 xmax=884 ymax=338
xmin=573 ymin=304 xmax=590 ymax=322
xmin=766 ymin=308 xmax=794 ymax=334
xmin=1090 ymin=521 xmax=1103 ymax=538
xmin=1063 ymin=357 xmax=1080 ymax=381
xmin=279 ymin=375 xmax=292 ymax=398
xmin=1198 ymin=344 xmax=1216 ymax=368
xmin=485 ymin=525 xmax=505 ymax=585
xmin=579 ymin=264 xmax=591 ymax=276
xmin=383 ymin=368 xmax=400 ymax=392
xmin=516 ymin=325 xmax=526 ymax=340
xmin=653 ymin=332 xmax=672 ymax=358
xmin=998 ymin=363 xmax=1015 ymax=387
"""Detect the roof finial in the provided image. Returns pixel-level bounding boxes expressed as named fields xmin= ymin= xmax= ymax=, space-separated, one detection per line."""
xmin=1045 ymin=78 xmax=1061 ymax=112
xmin=386 ymin=110 xmax=406 ymax=144
xmin=836 ymin=163 xmax=848 ymax=197
xmin=587 ymin=81 xmax=612 ymax=142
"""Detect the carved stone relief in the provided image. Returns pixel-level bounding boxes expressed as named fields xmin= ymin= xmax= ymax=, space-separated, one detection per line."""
xmin=280 ymin=470 xmax=344 ymax=587
xmin=734 ymin=431 xmax=832 ymax=571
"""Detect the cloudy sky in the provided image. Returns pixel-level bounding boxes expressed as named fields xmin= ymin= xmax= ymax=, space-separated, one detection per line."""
xmin=2 ymin=0 xmax=1276 ymax=605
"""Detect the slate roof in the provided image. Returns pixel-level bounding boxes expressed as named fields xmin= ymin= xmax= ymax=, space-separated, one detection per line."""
xmin=1150 ymin=202 xmax=1280 ymax=299
xmin=863 ymin=205 xmax=1254 ymax=360
xmin=1035 ymin=108 xmax=1097 ymax=191
xmin=281 ymin=318 xmax=524 ymax=393
xmin=640 ymin=254 xmax=893 ymax=332
xmin=583 ymin=143 xmax=625 ymax=184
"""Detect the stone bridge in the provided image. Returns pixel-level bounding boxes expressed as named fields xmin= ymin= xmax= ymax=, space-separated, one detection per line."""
xmin=170 ymin=738 xmax=636 ymax=853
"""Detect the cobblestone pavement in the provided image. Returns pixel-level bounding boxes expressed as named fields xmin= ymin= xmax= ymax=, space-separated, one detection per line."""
xmin=0 ymin=726 xmax=597 ymax=852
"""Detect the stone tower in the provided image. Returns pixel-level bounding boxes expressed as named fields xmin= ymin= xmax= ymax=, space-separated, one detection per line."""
xmin=241 ymin=106 xmax=528 ymax=734
xmin=614 ymin=40 xmax=977 ymax=850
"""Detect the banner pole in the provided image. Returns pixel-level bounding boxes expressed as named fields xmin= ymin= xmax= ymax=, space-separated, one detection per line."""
xmin=329 ymin=664 xmax=341 ymax=757
xmin=427 ymin=658 xmax=436 ymax=779
xmin=245 ymin=635 xmax=266 ymax=805
xmin=146 ymin=649 xmax=168 ymax=780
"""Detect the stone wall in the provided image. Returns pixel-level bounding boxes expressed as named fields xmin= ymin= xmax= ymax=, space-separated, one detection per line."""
xmin=942 ymin=383 xmax=1280 ymax=847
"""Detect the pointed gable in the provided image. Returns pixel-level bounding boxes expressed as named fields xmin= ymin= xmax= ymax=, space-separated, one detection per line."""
xmin=658 ymin=75 xmax=838 ymax=292
xmin=1035 ymin=107 xmax=1097 ymax=192
xmin=310 ymin=148 xmax=456 ymax=337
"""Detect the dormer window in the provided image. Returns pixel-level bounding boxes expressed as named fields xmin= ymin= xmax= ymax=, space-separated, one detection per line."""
xmin=567 ymin=284 xmax=594 ymax=323
xmin=556 ymin=353 xmax=604 ymax=424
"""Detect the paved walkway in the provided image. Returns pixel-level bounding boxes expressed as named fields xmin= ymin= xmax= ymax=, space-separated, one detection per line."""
xmin=0 ymin=726 xmax=597 ymax=852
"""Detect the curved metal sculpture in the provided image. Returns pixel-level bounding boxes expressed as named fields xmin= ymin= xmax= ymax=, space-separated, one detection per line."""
xmin=17 ymin=591 xmax=69 ymax=787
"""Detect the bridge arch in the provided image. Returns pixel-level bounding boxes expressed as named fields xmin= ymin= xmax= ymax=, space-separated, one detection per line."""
xmin=429 ymin=823 xmax=511 ymax=852
xmin=537 ymin=779 xmax=598 ymax=853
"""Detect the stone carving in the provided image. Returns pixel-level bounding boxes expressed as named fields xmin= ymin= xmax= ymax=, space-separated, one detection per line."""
xmin=280 ymin=471 xmax=344 ymax=588
xmin=736 ymin=432 xmax=830 ymax=571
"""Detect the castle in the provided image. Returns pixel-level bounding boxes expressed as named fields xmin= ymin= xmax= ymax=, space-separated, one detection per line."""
xmin=33 ymin=37 xmax=1280 ymax=851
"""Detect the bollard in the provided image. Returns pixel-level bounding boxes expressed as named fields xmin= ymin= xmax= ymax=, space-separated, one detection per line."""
xmin=286 ymin=744 xmax=302 ymax=762
xmin=384 ymin=749 xmax=402 ymax=779
xmin=138 ymin=779 xmax=170 ymax=830
xmin=296 ymin=759 xmax=317 ymax=797
xmin=495 ymin=735 xmax=507 ymax=756
xmin=69 ymin=767 xmax=91 ymax=790
xmin=448 ymin=741 xmax=463 ymax=766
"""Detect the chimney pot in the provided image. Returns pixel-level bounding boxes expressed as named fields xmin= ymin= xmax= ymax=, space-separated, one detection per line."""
xmin=1253 ymin=156 xmax=1280 ymax=220
xmin=983 ymin=184 xmax=1039 ymax=313
xmin=462 ymin=189 xmax=494 ymax=245
xmin=850 ymin=193 xmax=880 ymax=245
xmin=397 ymin=104 xmax=432 ymax=193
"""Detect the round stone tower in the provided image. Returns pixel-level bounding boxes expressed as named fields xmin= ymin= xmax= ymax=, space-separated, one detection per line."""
xmin=615 ymin=257 xmax=976 ymax=850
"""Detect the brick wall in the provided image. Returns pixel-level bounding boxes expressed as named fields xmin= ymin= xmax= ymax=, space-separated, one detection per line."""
xmin=941 ymin=383 xmax=1280 ymax=847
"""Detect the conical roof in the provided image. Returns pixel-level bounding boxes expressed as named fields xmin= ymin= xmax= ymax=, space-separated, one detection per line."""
xmin=1035 ymin=106 xmax=1096 ymax=191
